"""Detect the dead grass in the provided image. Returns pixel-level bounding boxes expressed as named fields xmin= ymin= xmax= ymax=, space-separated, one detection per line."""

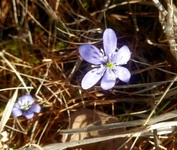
xmin=0 ymin=0 xmax=177 ymax=149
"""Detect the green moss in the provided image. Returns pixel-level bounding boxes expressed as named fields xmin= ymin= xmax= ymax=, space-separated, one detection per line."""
xmin=55 ymin=41 xmax=68 ymax=51
xmin=82 ymin=0 xmax=92 ymax=10
xmin=5 ymin=42 xmax=20 ymax=57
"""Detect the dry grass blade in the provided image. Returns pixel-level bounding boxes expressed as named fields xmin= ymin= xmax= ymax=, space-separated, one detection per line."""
xmin=0 ymin=51 xmax=29 ymax=93
xmin=59 ymin=110 xmax=177 ymax=135
xmin=32 ymin=126 xmax=145 ymax=150
xmin=144 ymin=75 xmax=177 ymax=125
xmin=0 ymin=89 xmax=18 ymax=133
xmin=1 ymin=0 xmax=177 ymax=149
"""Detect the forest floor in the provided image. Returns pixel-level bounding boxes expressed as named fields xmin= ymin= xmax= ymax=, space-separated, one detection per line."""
xmin=1 ymin=0 xmax=177 ymax=150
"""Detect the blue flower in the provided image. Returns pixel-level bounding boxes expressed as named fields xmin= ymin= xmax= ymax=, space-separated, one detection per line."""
xmin=12 ymin=94 xmax=41 ymax=119
xmin=78 ymin=28 xmax=131 ymax=90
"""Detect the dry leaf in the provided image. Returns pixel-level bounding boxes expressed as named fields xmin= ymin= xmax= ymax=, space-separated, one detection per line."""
xmin=62 ymin=108 xmax=131 ymax=150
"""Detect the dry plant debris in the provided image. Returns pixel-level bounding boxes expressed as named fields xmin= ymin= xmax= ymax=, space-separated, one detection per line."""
xmin=61 ymin=108 xmax=131 ymax=150
xmin=0 ymin=0 xmax=177 ymax=150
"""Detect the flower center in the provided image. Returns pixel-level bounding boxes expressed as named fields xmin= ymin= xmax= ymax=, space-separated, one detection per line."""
xmin=18 ymin=100 xmax=33 ymax=111
xmin=106 ymin=62 xmax=114 ymax=69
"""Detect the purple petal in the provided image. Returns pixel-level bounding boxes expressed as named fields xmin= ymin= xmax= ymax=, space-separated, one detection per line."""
xmin=112 ymin=45 xmax=131 ymax=65
xmin=79 ymin=44 xmax=103 ymax=64
xmin=13 ymin=103 xmax=20 ymax=109
xmin=24 ymin=111 xmax=34 ymax=119
xmin=18 ymin=94 xmax=34 ymax=104
xmin=101 ymin=69 xmax=116 ymax=90
xmin=103 ymin=29 xmax=117 ymax=58
xmin=81 ymin=67 xmax=105 ymax=89
xmin=29 ymin=104 xmax=41 ymax=113
xmin=114 ymin=66 xmax=130 ymax=82
xmin=12 ymin=105 xmax=23 ymax=117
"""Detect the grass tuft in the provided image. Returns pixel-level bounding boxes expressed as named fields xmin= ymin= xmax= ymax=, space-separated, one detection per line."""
xmin=1 ymin=0 xmax=177 ymax=149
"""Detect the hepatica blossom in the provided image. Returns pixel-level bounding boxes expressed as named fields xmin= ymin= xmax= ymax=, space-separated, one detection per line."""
xmin=12 ymin=94 xmax=41 ymax=119
xmin=78 ymin=28 xmax=131 ymax=90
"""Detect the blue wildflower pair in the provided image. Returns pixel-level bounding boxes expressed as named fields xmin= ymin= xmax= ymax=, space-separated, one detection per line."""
xmin=79 ymin=28 xmax=131 ymax=90
xmin=12 ymin=94 xmax=41 ymax=119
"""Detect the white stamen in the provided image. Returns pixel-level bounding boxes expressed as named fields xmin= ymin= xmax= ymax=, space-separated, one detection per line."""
xmin=18 ymin=98 xmax=33 ymax=110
